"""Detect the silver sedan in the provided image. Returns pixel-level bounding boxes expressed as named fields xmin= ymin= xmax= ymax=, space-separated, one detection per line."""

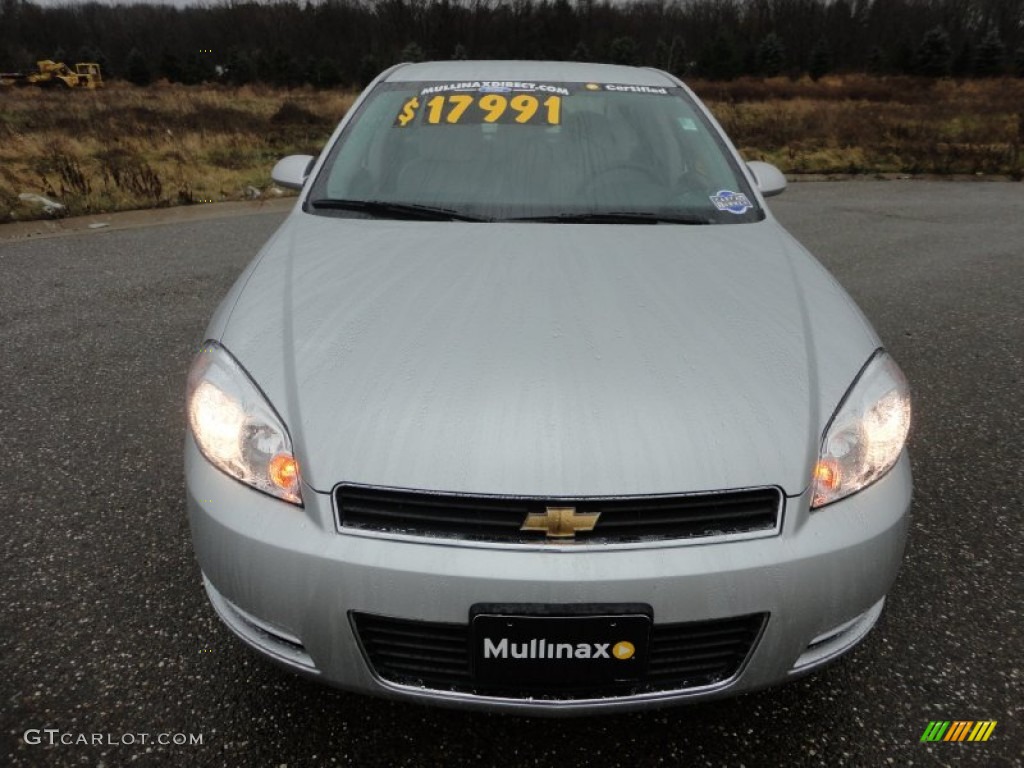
xmin=185 ymin=60 xmax=912 ymax=715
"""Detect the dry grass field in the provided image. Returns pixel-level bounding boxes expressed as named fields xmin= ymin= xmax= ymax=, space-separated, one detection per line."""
xmin=700 ymin=75 xmax=1024 ymax=178
xmin=0 ymin=83 xmax=354 ymax=221
xmin=1 ymin=75 xmax=1022 ymax=221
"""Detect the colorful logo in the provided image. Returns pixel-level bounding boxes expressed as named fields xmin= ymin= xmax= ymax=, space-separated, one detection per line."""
xmin=710 ymin=190 xmax=752 ymax=215
xmin=612 ymin=641 xmax=635 ymax=660
xmin=920 ymin=721 xmax=997 ymax=742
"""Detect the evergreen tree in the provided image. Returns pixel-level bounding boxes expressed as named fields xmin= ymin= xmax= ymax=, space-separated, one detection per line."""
xmin=301 ymin=55 xmax=318 ymax=87
xmin=952 ymin=40 xmax=974 ymax=77
xmin=255 ymin=48 xmax=300 ymax=87
xmin=357 ymin=53 xmax=380 ymax=87
xmin=182 ymin=51 xmax=216 ymax=85
xmin=1015 ymin=45 xmax=1024 ymax=78
xmin=314 ymin=57 xmax=343 ymax=88
xmin=255 ymin=49 xmax=273 ymax=83
xmin=892 ymin=37 xmax=917 ymax=74
xmin=159 ymin=50 xmax=181 ymax=82
xmin=13 ymin=0 xmax=1024 ymax=92
xmin=609 ymin=36 xmax=639 ymax=66
xmin=668 ymin=35 xmax=686 ymax=76
xmin=570 ymin=40 xmax=591 ymax=62
xmin=916 ymin=26 xmax=952 ymax=77
xmin=277 ymin=51 xmax=303 ymax=87
xmin=400 ymin=42 xmax=425 ymax=63
xmin=756 ymin=33 xmax=786 ymax=77
xmin=866 ymin=46 xmax=885 ymax=75
xmin=699 ymin=33 xmax=739 ymax=80
xmin=973 ymin=29 xmax=1005 ymax=77
xmin=225 ymin=49 xmax=255 ymax=85
xmin=809 ymin=37 xmax=831 ymax=80
xmin=125 ymin=48 xmax=151 ymax=86
xmin=451 ymin=43 xmax=468 ymax=60
xmin=654 ymin=39 xmax=670 ymax=70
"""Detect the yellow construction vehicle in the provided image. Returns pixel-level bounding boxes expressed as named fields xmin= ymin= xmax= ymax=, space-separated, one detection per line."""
xmin=0 ymin=61 xmax=104 ymax=89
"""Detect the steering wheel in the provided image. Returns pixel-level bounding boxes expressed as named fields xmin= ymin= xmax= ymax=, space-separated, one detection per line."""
xmin=577 ymin=163 xmax=665 ymax=194
xmin=671 ymin=164 xmax=716 ymax=206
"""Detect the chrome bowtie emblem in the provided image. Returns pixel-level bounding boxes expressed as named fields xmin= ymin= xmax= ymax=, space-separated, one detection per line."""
xmin=521 ymin=507 xmax=600 ymax=538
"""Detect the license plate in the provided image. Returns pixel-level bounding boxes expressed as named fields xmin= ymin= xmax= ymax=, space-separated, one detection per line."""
xmin=472 ymin=610 xmax=651 ymax=690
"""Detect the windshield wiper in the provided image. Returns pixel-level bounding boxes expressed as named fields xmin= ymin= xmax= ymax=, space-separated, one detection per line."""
xmin=308 ymin=198 xmax=487 ymax=222
xmin=503 ymin=211 xmax=715 ymax=225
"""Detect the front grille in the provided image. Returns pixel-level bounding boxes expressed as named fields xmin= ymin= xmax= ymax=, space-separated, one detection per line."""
xmin=351 ymin=612 xmax=766 ymax=699
xmin=335 ymin=484 xmax=782 ymax=543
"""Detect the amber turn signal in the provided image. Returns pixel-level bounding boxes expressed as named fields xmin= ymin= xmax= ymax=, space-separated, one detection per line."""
xmin=269 ymin=453 xmax=300 ymax=491
xmin=813 ymin=460 xmax=841 ymax=490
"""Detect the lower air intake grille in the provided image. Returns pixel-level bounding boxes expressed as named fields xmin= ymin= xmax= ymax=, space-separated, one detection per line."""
xmin=336 ymin=485 xmax=782 ymax=543
xmin=351 ymin=612 xmax=766 ymax=699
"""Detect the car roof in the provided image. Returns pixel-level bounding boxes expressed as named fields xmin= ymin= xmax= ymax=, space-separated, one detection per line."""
xmin=384 ymin=60 xmax=677 ymax=87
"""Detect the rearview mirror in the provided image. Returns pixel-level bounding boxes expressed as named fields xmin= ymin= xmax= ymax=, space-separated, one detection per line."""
xmin=747 ymin=161 xmax=787 ymax=198
xmin=271 ymin=155 xmax=316 ymax=191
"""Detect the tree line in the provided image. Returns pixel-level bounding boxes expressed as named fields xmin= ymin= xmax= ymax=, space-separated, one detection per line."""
xmin=2 ymin=0 xmax=1023 ymax=87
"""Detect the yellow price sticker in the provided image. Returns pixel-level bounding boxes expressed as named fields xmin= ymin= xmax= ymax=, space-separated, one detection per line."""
xmin=395 ymin=96 xmax=420 ymax=126
xmin=397 ymin=93 xmax=562 ymax=126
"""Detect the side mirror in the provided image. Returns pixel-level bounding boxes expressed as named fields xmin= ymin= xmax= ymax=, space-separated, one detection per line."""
xmin=747 ymin=161 xmax=787 ymax=198
xmin=271 ymin=155 xmax=316 ymax=191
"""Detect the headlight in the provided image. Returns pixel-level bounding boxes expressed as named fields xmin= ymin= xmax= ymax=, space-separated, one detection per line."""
xmin=186 ymin=340 xmax=302 ymax=505
xmin=811 ymin=350 xmax=911 ymax=508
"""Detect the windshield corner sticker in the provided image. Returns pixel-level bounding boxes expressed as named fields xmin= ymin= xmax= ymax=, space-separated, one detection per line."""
xmin=710 ymin=190 xmax=753 ymax=214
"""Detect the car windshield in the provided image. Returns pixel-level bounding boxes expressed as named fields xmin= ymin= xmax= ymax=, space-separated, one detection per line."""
xmin=307 ymin=80 xmax=763 ymax=224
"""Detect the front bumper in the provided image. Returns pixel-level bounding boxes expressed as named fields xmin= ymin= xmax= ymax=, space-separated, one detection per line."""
xmin=186 ymin=436 xmax=912 ymax=715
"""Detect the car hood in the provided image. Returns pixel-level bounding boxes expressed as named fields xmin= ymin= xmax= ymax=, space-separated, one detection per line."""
xmin=216 ymin=212 xmax=880 ymax=497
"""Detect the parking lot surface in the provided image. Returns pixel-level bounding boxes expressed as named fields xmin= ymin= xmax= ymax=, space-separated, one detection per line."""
xmin=1 ymin=182 xmax=1021 ymax=766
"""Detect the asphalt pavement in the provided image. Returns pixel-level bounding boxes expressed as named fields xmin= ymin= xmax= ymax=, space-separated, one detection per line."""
xmin=1 ymin=181 xmax=1021 ymax=767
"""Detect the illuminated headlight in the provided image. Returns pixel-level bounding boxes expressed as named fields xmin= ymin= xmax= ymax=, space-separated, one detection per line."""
xmin=811 ymin=351 xmax=911 ymax=508
xmin=186 ymin=341 xmax=302 ymax=505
